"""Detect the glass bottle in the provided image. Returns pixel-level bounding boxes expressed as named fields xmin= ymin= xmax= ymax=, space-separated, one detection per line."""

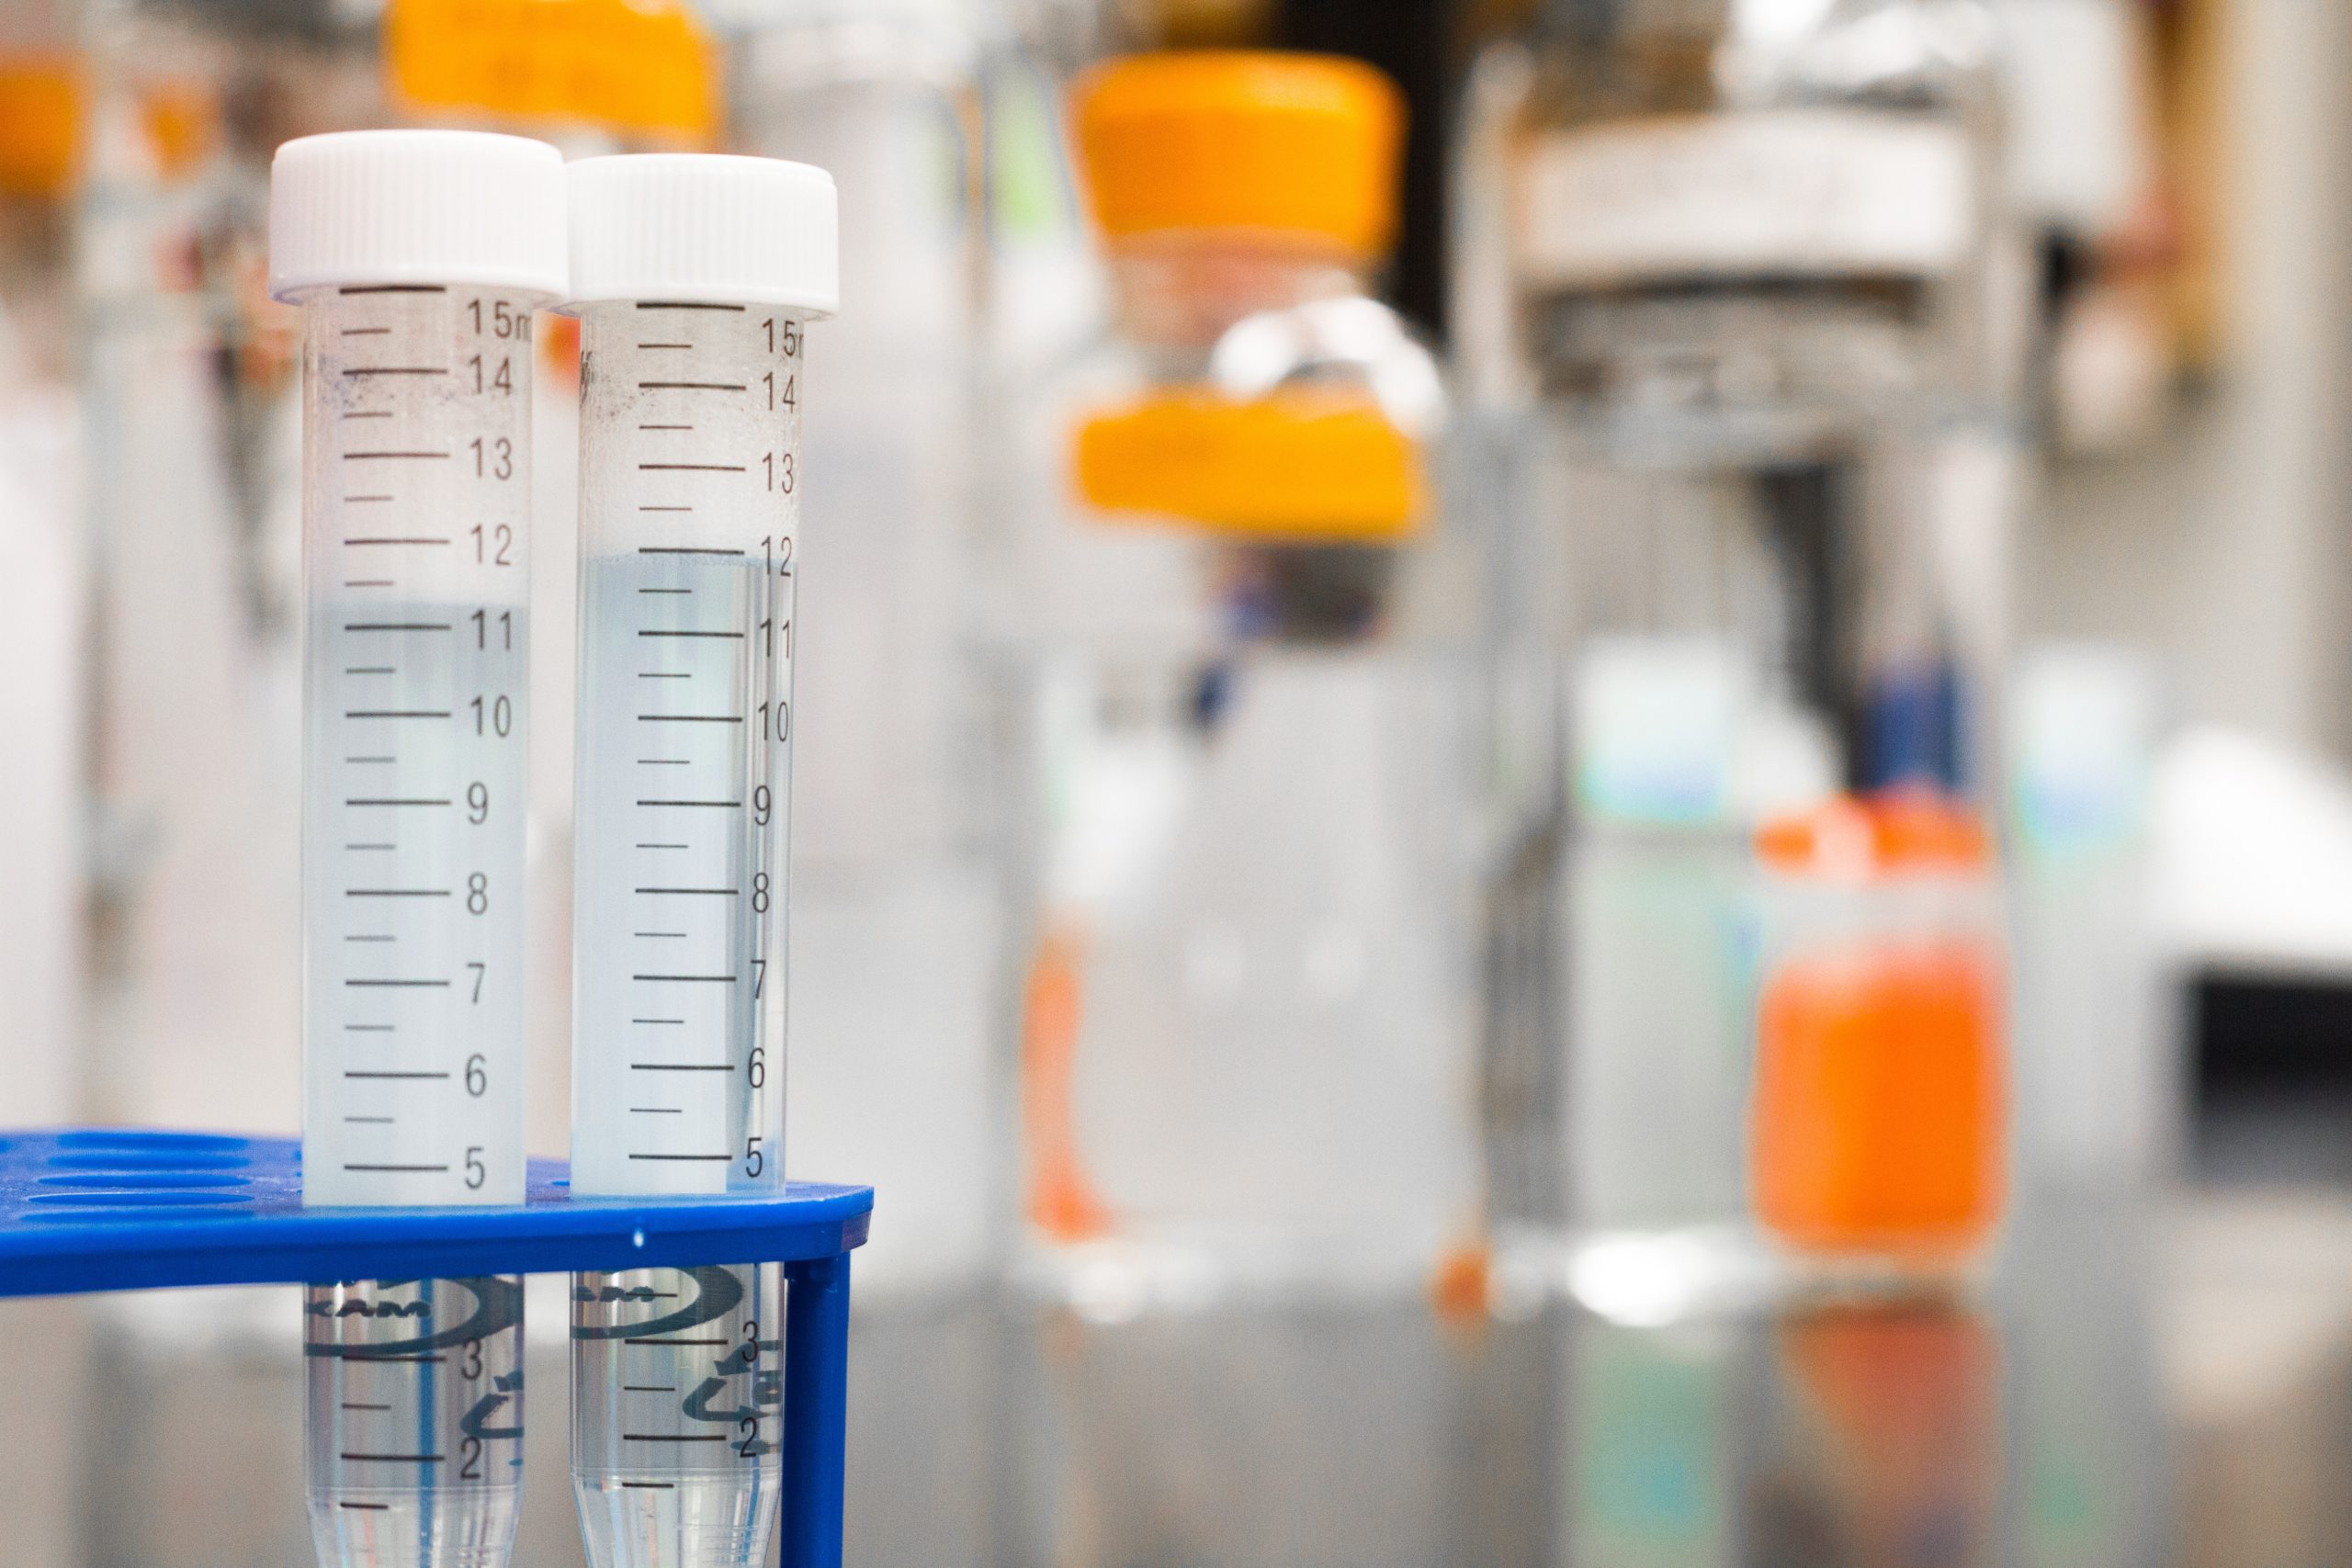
xmin=74 ymin=0 xmax=326 ymax=1136
xmin=998 ymin=51 xmax=1481 ymax=1310
xmin=1455 ymin=0 xmax=2018 ymax=1316
xmin=725 ymin=0 xmax=1001 ymax=1300
xmin=1989 ymin=0 xmax=2179 ymax=1208
xmin=0 ymin=3 xmax=87 ymax=1127
xmin=2007 ymin=644 xmax=2172 ymax=1199
xmin=1749 ymin=794 xmax=2005 ymax=1271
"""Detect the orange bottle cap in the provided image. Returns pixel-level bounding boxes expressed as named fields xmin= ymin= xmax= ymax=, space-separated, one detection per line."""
xmin=0 ymin=55 xmax=85 ymax=199
xmin=1071 ymin=51 xmax=1405 ymax=259
xmin=385 ymin=0 xmax=718 ymax=142
xmin=1756 ymin=790 xmax=1991 ymax=878
xmin=140 ymin=81 xmax=218 ymax=181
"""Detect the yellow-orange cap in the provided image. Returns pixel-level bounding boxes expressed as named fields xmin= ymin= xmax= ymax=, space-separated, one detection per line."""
xmin=1074 ymin=388 xmax=1425 ymax=541
xmin=1072 ymin=51 xmax=1404 ymax=258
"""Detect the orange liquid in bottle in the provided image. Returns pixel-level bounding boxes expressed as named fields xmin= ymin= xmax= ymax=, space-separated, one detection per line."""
xmin=1751 ymin=939 xmax=2005 ymax=1256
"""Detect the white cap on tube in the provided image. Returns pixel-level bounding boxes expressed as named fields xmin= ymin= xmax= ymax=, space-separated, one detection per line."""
xmin=564 ymin=153 xmax=840 ymax=317
xmin=268 ymin=130 xmax=569 ymax=301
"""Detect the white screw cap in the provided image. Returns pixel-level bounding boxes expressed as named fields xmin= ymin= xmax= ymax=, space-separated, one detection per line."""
xmin=269 ymin=130 xmax=568 ymax=301
xmin=565 ymin=154 xmax=839 ymax=317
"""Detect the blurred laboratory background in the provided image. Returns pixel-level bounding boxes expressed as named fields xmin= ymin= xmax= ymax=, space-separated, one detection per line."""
xmin=10 ymin=0 xmax=2352 ymax=1562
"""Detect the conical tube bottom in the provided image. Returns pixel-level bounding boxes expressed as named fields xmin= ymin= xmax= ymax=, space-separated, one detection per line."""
xmin=572 ymin=1475 xmax=781 ymax=1568
xmin=309 ymin=1487 xmax=524 ymax=1568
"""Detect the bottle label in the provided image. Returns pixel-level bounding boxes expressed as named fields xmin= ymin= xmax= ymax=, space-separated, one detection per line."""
xmin=1517 ymin=109 xmax=1976 ymax=288
xmin=1574 ymin=637 xmax=1745 ymax=827
xmin=2010 ymin=644 xmax=2159 ymax=855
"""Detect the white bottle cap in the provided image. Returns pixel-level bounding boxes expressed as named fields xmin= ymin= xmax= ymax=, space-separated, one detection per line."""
xmin=564 ymin=154 xmax=839 ymax=317
xmin=268 ymin=130 xmax=568 ymax=301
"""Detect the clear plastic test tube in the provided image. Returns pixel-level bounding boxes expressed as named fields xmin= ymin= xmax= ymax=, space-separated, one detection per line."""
xmin=560 ymin=155 xmax=838 ymax=1568
xmin=270 ymin=130 xmax=568 ymax=1568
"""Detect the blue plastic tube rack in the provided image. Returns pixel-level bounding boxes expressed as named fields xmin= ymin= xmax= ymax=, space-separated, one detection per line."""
xmin=0 ymin=1128 xmax=872 ymax=1568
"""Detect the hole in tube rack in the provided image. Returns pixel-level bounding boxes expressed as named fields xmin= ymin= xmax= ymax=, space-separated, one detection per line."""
xmin=21 ymin=1205 xmax=249 ymax=1223
xmin=37 ymin=1173 xmax=253 ymax=1190
xmin=28 ymin=1190 xmax=256 ymax=1208
xmin=47 ymin=1152 xmax=250 ymax=1172
xmin=54 ymin=1131 xmax=249 ymax=1153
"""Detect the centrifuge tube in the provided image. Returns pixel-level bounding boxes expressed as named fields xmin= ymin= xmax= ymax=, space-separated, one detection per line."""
xmin=271 ymin=129 xmax=567 ymax=1568
xmin=570 ymin=1263 xmax=786 ymax=1568
xmin=305 ymin=1277 xmax=529 ymax=1568
xmin=561 ymin=153 xmax=837 ymax=1568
